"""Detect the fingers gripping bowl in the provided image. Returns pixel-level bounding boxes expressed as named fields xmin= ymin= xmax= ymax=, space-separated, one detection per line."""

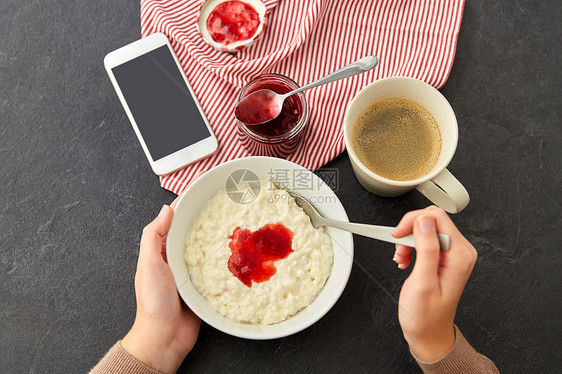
xmin=166 ymin=157 xmax=353 ymax=339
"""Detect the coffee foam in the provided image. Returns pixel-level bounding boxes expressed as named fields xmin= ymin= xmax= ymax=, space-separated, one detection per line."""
xmin=351 ymin=98 xmax=441 ymax=181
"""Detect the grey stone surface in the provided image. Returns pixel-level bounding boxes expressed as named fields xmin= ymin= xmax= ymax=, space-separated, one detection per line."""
xmin=1 ymin=1 xmax=560 ymax=373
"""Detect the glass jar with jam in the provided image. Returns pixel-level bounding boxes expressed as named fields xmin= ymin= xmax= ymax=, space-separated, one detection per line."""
xmin=236 ymin=73 xmax=309 ymax=158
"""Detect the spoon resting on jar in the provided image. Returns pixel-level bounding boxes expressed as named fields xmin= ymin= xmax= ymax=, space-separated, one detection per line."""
xmin=235 ymin=55 xmax=379 ymax=126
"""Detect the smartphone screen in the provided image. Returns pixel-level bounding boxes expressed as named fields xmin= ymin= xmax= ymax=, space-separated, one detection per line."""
xmin=111 ymin=45 xmax=211 ymax=161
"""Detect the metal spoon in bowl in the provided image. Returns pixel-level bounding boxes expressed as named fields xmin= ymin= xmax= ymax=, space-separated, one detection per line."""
xmin=288 ymin=191 xmax=450 ymax=251
xmin=235 ymin=55 xmax=379 ymax=126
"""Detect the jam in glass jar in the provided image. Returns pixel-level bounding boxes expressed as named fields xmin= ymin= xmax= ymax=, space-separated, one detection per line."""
xmin=236 ymin=73 xmax=309 ymax=158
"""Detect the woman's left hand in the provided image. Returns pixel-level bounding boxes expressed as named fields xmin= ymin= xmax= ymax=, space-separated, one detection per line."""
xmin=121 ymin=204 xmax=201 ymax=374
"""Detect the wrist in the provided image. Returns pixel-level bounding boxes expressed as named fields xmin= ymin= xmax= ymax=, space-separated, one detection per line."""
xmin=405 ymin=326 xmax=456 ymax=362
xmin=122 ymin=323 xmax=189 ymax=374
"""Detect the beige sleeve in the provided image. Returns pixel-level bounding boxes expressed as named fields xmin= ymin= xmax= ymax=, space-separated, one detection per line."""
xmin=412 ymin=326 xmax=500 ymax=374
xmin=89 ymin=341 xmax=164 ymax=374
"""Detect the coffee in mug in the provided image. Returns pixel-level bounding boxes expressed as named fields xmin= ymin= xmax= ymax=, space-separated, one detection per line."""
xmin=343 ymin=77 xmax=470 ymax=213
xmin=351 ymin=98 xmax=441 ymax=181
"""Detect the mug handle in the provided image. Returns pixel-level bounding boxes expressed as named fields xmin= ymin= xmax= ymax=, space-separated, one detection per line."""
xmin=416 ymin=169 xmax=470 ymax=213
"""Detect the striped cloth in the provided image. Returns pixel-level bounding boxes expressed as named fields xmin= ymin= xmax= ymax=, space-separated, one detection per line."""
xmin=140 ymin=0 xmax=465 ymax=194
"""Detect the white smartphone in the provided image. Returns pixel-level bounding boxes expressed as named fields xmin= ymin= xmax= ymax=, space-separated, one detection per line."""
xmin=104 ymin=33 xmax=218 ymax=176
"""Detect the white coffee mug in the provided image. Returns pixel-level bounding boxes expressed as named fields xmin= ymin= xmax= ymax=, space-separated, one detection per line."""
xmin=343 ymin=77 xmax=469 ymax=213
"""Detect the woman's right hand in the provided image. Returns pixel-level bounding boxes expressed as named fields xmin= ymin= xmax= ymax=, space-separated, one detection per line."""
xmin=392 ymin=206 xmax=478 ymax=362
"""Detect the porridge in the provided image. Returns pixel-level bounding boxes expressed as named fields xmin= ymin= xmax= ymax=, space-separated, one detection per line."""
xmin=184 ymin=182 xmax=333 ymax=325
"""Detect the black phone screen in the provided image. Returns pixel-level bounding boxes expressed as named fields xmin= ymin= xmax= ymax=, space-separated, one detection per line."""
xmin=111 ymin=45 xmax=211 ymax=161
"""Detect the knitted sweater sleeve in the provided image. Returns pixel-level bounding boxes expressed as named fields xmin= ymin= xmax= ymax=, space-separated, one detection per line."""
xmin=411 ymin=326 xmax=500 ymax=374
xmin=89 ymin=341 xmax=164 ymax=374
xmin=90 ymin=326 xmax=499 ymax=374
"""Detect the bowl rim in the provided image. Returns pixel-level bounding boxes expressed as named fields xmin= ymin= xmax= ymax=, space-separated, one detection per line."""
xmin=166 ymin=156 xmax=354 ymax=339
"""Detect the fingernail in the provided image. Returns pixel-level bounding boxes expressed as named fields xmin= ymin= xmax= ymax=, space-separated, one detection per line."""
xmin=418 ymin=215 xmax=435 ymax=233
xmin=397 ymin=263 xmax=402 ymax=269
xmin=393 ymin=255 xmax=398 ymax=262
xmin=158 ymin=205 xmax=168 ymax=217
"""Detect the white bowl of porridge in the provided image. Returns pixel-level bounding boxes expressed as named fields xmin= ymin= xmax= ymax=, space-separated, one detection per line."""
xmin=166 ymin=157 xmax=353 ymax=339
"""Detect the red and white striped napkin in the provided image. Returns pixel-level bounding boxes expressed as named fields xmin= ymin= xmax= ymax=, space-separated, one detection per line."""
xmin=140 ymin=0 xmax=465 ymax=194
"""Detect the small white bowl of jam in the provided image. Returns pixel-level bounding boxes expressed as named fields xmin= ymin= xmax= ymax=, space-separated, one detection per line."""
xmin=197 ymin=0 xmax=268 ymax=52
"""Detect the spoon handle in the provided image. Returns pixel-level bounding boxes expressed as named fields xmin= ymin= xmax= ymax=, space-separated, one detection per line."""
xmin=285 ymin=55 xmax=379 ymax=97
xmin=320 ymin=218 xmax=450 ymax=251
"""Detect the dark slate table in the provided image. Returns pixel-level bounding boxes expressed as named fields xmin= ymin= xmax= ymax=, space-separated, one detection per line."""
xmin=1 ymin=1 xmax=560 ymax=373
